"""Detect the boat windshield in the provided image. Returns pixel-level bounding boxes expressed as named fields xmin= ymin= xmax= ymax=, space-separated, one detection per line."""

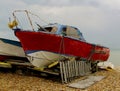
xmin=44 ymin=26 xmax=57 ymax=33
xmin=60 ymin=26 xmax=86 ymax=41
xmin=38 ymin=23 xmax=86 ymax=41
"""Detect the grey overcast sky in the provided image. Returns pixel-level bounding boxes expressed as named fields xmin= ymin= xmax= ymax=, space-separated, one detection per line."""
xmin=0 ymin=0 xmax=120 ymax=50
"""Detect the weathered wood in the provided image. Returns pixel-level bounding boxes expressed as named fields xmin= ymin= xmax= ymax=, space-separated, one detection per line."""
xmin=28 ymin=67 xmax=60 ymax=76
xmin=7 ymin=61 xmax=33 ymax=67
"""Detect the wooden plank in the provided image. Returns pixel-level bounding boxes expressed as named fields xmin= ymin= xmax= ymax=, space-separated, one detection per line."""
xmin=7 ymin=61 xmax=33 ymax=67
xmin=29 ymin=67 xmax=60 ymax=76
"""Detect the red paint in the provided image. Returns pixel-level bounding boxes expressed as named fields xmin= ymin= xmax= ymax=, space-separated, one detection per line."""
xmin=15 ymin=31 xmax=110 ymax=61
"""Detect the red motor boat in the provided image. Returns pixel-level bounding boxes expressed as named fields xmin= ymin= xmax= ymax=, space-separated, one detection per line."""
xmin=9 ymin=10 xmax=110 ymax=68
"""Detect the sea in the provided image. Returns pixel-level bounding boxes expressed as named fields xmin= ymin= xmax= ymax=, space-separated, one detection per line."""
xmin=108 ymin=50 xmax=120 ymax=66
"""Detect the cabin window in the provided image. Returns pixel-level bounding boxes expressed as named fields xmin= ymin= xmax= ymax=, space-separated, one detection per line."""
xmin=65 ymin=26 xmax=80 ymax=39
xmin=51 ymin=27 xmax=57 ymax=33
xmin=44 ymin=27 xmax=57 ymax=33
xmin=44 ymin=27 xmax=52 ymax=32
xmin=61 ymin=27 xmax=67 ymax=36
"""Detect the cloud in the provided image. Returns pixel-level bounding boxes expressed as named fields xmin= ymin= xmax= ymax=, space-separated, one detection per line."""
xmin=20 ymin=0 xmax=84 ymax=6
xmin=0 ymin=0 xmax=120 ymax=49
xmin=19 ymin=0 xmax=120 ymax=10
xmin=28 ymin=5 xmax=106 ymax=30
xmin=98 ymin=0 xmax=120 ymax=9
xmin=27 ymin=2 xmax=120 ymax=49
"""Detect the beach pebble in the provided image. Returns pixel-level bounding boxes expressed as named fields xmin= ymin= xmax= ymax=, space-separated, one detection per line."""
xmin=0 ymin=67 xmax=120 ymax=91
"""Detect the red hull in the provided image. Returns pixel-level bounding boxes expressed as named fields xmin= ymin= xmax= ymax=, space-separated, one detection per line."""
xmin=15 ymin=31 xmax=110 ymax=61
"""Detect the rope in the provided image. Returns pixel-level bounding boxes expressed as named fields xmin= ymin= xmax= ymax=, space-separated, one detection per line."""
xmin=88 ymin=44 xmax=105 ymax=61
xmin=27 ymin=11 xmax=48 ymax=24
xmin=58 ymin=36 xmax=66 ymax=62
xmin=87 ymin=44 xmax=96 ymax=61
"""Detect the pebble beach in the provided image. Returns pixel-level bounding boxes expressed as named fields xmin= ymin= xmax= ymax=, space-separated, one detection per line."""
xmin=0 ymin=67 xmax=120 ymax=91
